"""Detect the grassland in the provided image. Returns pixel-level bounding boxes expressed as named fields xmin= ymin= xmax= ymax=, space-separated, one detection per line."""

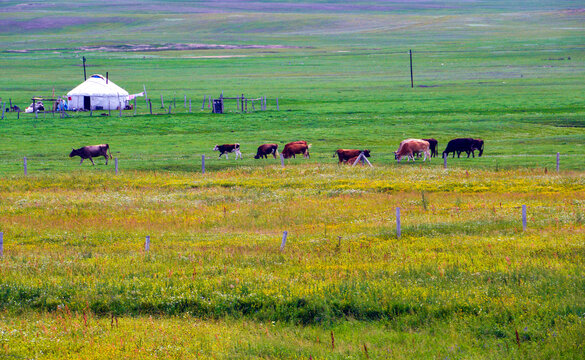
xmin=1 ymin=1 xmax=585 ymax=359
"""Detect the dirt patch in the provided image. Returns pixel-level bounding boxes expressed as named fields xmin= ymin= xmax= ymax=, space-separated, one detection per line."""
xmin=5 ymin=43 xmax=302 ymax=54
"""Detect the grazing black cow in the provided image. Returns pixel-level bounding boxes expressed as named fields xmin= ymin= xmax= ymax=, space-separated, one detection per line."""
xmin=333 ymin=149 xmax=371 ymax=164
xmin=254 ymin=144 xmax=279 ymax=159
xmin=69 ymin=144 xmax=112 ymax=165
xmin=422 ymin=138 xmax=438 ymax=158
xmin=471 ymin=138 xmax=484 ymax=157
xmin=213 ymin=143 xmax=242 ymax=159
xmin=442 ymin=138 xmax=484 ymax=158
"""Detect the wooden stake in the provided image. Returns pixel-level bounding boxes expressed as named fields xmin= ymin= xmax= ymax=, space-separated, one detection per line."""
xmin=443 ymin=153 xmax=447 ymax=169
xmin=522 ymin=205 xmax=527 ymax=231
xmin=23 ymin=157 xmax=27 ymax=176
xmin=115 ymin=158 xmax=118 ymax=175
xmin=409 ymin=49 xmax=414 ymax=88
xmin=556 ymin=152 xmax=560 ymax=172
xmin=0 ymin=232 xmax=3 ymax=257
xmin=280 ymin=153 xmax=285 ymax=168
xmin=280 ymin=231 xmax=288 ymax=251
xmin=396 ymin=207 xmax=401 ymax=239
xmin=202 ymin=154 xmax=205 ymax=174
xmin=145 ymin=236 xmax=150 ymax=252
xmin=202 ymin=95 xmax=206 ymax=110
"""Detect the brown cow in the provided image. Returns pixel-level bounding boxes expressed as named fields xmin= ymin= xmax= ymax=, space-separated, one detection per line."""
xmin=333 ymin=149 xmax=370 ymax=164
xmin=69 ymin=144 xmax=112 ymax=165
xmin=282 ymin=141 xmax=310 ymax=159
xmin=254 ymin=144 xmax=279 ymax=159
xmin=394 ymin=139 xmax=430 ymax=163
xmin=213 ymin=143 xmax=242 ymax=159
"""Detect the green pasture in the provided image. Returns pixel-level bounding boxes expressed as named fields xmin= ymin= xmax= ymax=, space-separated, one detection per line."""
xmin=1 ymin=1 xmax=585 ymax=358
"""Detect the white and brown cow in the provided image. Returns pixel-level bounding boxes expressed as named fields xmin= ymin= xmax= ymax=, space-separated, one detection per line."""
xmin=394 ymin=139 xmax=430 ymax=163
xmin=213 ymin=143 xmax=242 ymax=160
xmin=69 ymin=144 xmax=112 ymax=165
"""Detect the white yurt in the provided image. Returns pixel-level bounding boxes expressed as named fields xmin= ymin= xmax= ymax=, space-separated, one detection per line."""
xmin=67 ymin=74 xmax=129 ymax=111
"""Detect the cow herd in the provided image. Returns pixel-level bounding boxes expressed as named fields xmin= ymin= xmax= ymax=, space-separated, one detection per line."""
xmin=68 ymin=138 xmax=484 ymax=166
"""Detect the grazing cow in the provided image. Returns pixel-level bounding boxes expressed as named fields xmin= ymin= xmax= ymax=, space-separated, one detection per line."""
xmin=213 ymin=143 xmax=242 ymax=159
xmin=442 ymin=138 xmax=484 ymax=158
xmin=282 ymin=141 xmax=310 ymax=159
xmin=69 ymin=144 xmax=112 ymax=165
xmin=333 ymin=149 xmax=371 ymax=164
xmin=394 ymin=139 xmax=430 ymax=163
xmin=471 ymin=138 xmax=484 ymax=157
xmin=254 ymin=144 xmax=279 ymax=159
xmin=422 ymin=138 xmax=438 ymax=158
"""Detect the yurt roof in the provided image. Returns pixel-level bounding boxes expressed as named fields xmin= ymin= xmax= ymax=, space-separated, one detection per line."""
xmin=67 ymin=74 xmax=129 ymax=97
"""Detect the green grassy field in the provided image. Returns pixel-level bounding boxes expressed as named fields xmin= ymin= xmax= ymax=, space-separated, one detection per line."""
xmin=1 ymin=1 xmax=585 ymax=358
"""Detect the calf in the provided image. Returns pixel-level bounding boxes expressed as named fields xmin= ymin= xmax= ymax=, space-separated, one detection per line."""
xmin=394 ymin=139 xmax=430 ymax=163
xmin=213 ymin=143 xmax=242 ymax=160
xmin=333 ymin=149 xmax=370 ymax=164
xmin=443 ymin=138 xmax=484 ymax=158
xmin=254 ymin=144 xmax=279 ymax=159
xmin=282 ymin=142 xmax=310 ymax=159
xmin=69 ymin=144 xmax=112 ymax=165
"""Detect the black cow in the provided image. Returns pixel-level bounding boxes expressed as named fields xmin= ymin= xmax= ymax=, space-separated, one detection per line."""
xmin=69 ymin=144 xmax=112 ymax=165
xmin=442 ymin=138 xmax=484 ymax=158
xmin=213 ymin=143 xmax=242 ymax=159
xmin=422 ymin=138 xmax=438 ymax=158
xmin=254 ymin=144 xmax=279 ymax=159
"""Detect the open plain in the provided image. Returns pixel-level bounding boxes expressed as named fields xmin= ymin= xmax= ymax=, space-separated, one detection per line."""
xmin=0 ymin=1 xmax=584 ymax=358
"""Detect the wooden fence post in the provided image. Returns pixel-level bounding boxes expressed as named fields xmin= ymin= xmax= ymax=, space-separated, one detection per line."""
xmin=202 ymin=95 xmax=206 ymax=110
xmin=115 ymin=157 xmax=118 ymax=175
xmin=556 ymin=152 xmax=560 ymax=172
xmin=149 ymin=99 xmax=152 ymax=115
xmin=202 ymin=154 xmax=205 ymax=174
xmin=276 ymin=97 xmax=279 ymax=111
xmin=522 ymin=205 xmax=527 ymax=231
xmin=145 ymin=235 xmax=150 ymax=252
xmin=168 ymin=105 xmax=172 ymax=114
xmin=161 ymin=94 xmax=164 ymax=108
xmin=280 ymin=153 xmax=285 ymax=168
xmin=134 ymin=98 xmax=137 ymax=115
xmin=184 ymin=95 xmax=187 ymax=108
xmin=0 ymin=232 xmax=3 ymax=257
xmin=396 ymin=207 xmax=401 ymax=239
xmin=280 ymin=231 xmax=288 ymax=251
xmin=23 ymin=157 xmax=27 ymax=176
xmin=443 ymin=153 xmax=447 ymax=169
xmin=189 ymin=99 xmax=192 ymax=113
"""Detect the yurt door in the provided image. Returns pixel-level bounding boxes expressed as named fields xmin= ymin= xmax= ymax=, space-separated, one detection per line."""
xmin=84 ymin=96 xmax=91 ymax=110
